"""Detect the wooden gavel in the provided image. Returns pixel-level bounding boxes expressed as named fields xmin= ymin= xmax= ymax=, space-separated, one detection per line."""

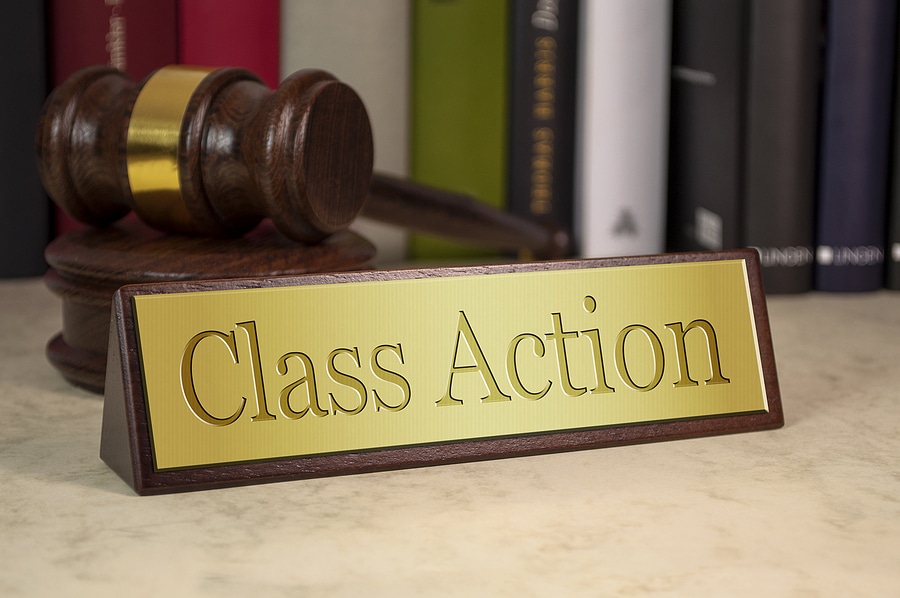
xmin=37 ymin=65 xmax=570 ymax=258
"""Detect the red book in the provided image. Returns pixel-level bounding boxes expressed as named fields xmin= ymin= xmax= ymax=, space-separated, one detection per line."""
xmin=45 ymin=1 xmax=279 ymax=236
xmin=46 ymin=0 xmax=179 ymax=235
xmin=178 ymin=0 xmax=281 ymax=87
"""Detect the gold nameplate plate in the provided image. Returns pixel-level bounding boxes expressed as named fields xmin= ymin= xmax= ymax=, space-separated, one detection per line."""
xmin=101 ymin=250 xmax=782 ymax=494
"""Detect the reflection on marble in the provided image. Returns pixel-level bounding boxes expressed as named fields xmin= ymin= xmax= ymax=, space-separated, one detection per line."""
xmin=1 ymin=278 xmax=898 ymax=596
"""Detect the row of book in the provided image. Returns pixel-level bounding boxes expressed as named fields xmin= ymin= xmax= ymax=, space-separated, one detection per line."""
xmin=409 ymin=0 xmax=900 ymax=294
xmin=5 ymin=0 xmax=899 ymax=297
xmin=667 ymin=0 xmax=899 ymax=294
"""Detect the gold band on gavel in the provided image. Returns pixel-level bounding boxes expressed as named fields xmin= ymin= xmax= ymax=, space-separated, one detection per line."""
xmin=126 ymin=66 xmax=215 ymax=233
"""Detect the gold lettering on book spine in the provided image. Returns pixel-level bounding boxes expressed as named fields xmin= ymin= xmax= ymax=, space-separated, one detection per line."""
xmin=530 ymin=36 xmax=557 ymax=216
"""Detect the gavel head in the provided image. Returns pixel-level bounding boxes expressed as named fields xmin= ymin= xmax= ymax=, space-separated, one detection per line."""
xmin=36 ymin=65 xmax=374 ymax=243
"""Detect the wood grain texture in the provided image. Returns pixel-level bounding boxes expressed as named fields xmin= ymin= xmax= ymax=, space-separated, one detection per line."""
xmin=36 ymin=66 xmax=135 ymax=226
xmin=100 ymin=249 xmax=783 ymax=495
xmin=37 ymin=65 xmax=374 ymax=243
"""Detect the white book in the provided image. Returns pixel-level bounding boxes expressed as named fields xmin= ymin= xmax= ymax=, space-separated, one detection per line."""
xmin=575 ymin=0 xmax=672 ymax=257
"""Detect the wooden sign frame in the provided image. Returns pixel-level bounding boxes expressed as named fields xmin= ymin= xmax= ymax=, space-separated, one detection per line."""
xmin=100 ymin=250 xmax=782 ymax=495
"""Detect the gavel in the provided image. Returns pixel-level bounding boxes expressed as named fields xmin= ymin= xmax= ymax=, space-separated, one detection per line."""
xmin=37 ymin=65 xmax=570 ymax=259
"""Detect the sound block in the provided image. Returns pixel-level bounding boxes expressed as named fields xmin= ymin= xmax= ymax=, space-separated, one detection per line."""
xmin=44 ymin=219 xmax=375 ymax=394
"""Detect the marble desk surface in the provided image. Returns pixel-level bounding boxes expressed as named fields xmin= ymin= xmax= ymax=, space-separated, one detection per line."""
xmin=1 ymin=277 xmax=898 ymax=597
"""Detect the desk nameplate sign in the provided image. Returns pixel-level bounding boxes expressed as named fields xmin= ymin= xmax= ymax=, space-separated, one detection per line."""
xmin=100 ymin=250 xmax=782 ymax=494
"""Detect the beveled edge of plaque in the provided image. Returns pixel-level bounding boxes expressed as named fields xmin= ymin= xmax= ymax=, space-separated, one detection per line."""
xmin=99 ymin=249 xmax=783 ymax=495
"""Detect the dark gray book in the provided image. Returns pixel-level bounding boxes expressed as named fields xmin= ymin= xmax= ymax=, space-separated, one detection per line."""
xmin=667 ymin=0 xmax=821 ymax=294
xmin=0 ymin=1 xmax=49 ymax=277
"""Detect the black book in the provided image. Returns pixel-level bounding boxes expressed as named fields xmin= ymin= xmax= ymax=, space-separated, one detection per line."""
xmin=889 ymin=14 xmax=900 ymax=291
xmin=508 ymin=0 xmax=579 ymax=256
xmin=816 ymin=0 xmax=898 ymax=291
xmin=667 ymin=0 xmax=821 ymax=294
xmin=0 ymin=1 xmax=49 ymax=277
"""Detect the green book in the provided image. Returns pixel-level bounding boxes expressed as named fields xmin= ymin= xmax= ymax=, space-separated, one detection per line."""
xmin=409 ymin=0 xmax=510 ymax=259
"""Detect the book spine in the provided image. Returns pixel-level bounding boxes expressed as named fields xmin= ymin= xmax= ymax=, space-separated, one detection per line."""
xmin=885 ymin=5 xmax=900 ymax=290
xmin=409 ymin=0 xmax=510 ymax=260
xmin=890 ymin=192 xmax=900 ymax=288
xmin=743 ymin=0 xmax=822 ymax=294
xmin=46 ymin=0 xmax=179 ymax=236
xmin=177 ymin=0 xmax=281 ymax=88
xmin=815 ymin=0 xmax=898 ymax=292
xmin=508 ymin=0 xmax=579 ymax=257
xmin=575 ymin=0 xmax=671 ymax=258
xmin=48 ymin=0 xmax=178 ymax=83
xmin=0 ymin=1 xmax=48 ymax=277
xmin=667 ymin=0 xmax=747 ymax=255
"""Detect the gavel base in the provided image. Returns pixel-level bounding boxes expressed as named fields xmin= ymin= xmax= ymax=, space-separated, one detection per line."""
xmin=44 ymin=218 xmax=376 ymax=394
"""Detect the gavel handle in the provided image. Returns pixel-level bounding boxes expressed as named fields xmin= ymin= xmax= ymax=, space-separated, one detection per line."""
xmin=364 ymin=173 xmax=571 ymax=259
